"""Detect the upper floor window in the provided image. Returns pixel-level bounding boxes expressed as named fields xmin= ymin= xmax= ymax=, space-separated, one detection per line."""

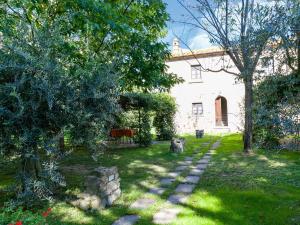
xmin=192 ymin=103 xmax=203 ymax=116
xmin=191 ymin=65 xmax=202 ymax=80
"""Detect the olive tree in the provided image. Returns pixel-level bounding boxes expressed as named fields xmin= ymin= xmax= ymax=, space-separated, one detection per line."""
xmin=176 ymin=0 xmax=286 ymax=152
xmin=0 ymin=0 xmax=179 ymax=207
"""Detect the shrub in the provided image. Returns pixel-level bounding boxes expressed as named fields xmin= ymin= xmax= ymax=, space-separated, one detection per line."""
xmin=153 ymin=93 xmax=176 ymax=140
xmin=0 ymin=207 xmax=52 ymax=225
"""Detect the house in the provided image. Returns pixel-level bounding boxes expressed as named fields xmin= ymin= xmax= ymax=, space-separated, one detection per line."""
xmin=166 ymin=38 xmax=245 ymax=134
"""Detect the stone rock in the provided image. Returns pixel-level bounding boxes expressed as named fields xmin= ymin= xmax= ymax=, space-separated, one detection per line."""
xmin=149 ymin=187 xmax=166 ymax=195
xmin=196 ymin=164 xmax=208 ymax=170
xmin=178 ymin=160 xmax=192 ymax=166
xmin=190 ymin=168 xmax=204 ymax=176
xmin=153 ymin=208 xmax=181 ymax=224
xmin=130 ymin=198 xmax=156 ymax=209
xmin=84 ymin=176 xmax=100 ymax=194
xmin=212 ymin=141 xmax=220 ymax=149
xmin=112 ymin=215 xmax=140 ymax=225
xmin=183 ymin=175 xmax=200 ymax=184
xmin=160 ymin=178 xmax=175 ymax=186
xmin=185 ymin=156 xmax=194 ymax=161
xmin=168 ymin=194 xmax=188 ymax=204
xmin=175 ymin=165 xmax=188 ymax=171
xmin=175 ymin=184 xmax=195 ymax=193
xmin=198 ymin=159 xmax=209 ymax=164
xmin=168 ymin=171 xmax=181 ymax=178
xmin=90 ymin=196 xmax=102 ymax=210
xmin=170 ymin=138 xmax=185 ymax=153
xmin=74 ymin=166 xmax=121 ymax=210
xmin=107 ymin=189 xmax=121 ymax=205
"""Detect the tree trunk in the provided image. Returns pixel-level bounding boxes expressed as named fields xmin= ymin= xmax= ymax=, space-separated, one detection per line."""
xmin=244 ymin=78 xmax=253 ymax=153
xmin=59 ymin=131 xmax=65 ymax=152
xmin=21 ymin=152 xmax=42 ymax=193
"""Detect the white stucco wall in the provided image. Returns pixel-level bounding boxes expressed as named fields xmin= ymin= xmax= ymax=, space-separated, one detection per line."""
xmin=166 ymin=54 xmax=245 ymax=134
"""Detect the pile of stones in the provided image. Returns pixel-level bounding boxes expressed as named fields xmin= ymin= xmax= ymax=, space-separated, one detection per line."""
xmin=71 ymin=166 xmax=121 ymax=210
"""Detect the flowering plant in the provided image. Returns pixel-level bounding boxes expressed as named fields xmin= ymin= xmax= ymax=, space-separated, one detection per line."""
xmin=0 ymin=207 xmax=52 ymax=225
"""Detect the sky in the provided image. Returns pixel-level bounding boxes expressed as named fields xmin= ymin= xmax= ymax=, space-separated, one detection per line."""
xmin=163 ymin=0 xmax=214 ymax=50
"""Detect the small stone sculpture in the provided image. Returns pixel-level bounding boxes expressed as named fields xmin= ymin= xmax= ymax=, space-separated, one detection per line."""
xmin=71 ymin=166 xmax=121 ymax=210
xmin=170 ymin=138 xmax=185 ymax=153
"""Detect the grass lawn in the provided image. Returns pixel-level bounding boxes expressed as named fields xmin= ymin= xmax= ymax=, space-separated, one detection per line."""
xmin=1 ymin=134 xmax=299 ymax=225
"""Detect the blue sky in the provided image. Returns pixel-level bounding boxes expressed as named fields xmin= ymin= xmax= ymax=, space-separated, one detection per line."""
xmin=163 ymin=0 xmax=214 ymax=50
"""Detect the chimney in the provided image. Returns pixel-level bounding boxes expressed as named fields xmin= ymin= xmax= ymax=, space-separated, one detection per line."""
xmin=172 ymin=38 xmax=180 ymax=54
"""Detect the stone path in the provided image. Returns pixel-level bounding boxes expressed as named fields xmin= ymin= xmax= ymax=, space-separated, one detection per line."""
xmin=153 ymin=208 xmax=181 ymax=224
xmin=130 ymin=198 xmax=156 ymax=209
xmin=111 ymin=139 xmax=220 ymax=225
xmin=149 ymin=187 xmax=165 ymax=195
xmin=112 ymin=215 xmax=140 ymax=225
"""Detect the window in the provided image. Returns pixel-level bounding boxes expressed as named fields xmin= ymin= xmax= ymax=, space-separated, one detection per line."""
xmin=192 ymin=103 xmax=203 ymax=115
xmin=191 ymin=65 xmax=202 ymax=80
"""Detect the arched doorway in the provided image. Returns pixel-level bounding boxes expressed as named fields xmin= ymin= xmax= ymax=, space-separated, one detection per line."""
xmin=215 ymin=96 xmax=228 ymax=126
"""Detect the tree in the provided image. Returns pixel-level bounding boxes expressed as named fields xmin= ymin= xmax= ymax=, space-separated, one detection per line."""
xmin=176 ymin=0 xmax=285 ymax=152
xmin=0 ymin=0 xmax=179 ymax=207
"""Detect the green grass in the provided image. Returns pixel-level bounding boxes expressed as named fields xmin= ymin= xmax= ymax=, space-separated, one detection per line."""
xmin=1 ymin=134 xmax=299 ymax=225
xmin=173 ymin=134 xmax=300 ymax=225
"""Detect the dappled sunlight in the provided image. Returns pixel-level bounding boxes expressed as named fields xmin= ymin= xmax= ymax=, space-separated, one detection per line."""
xmin=147 ymin=164 xmax=168 ymax=173
xmin=127 ymin=160 xmax=144 ymax=168
xmin=257 ymin=155 xmax=287 ymax=168
xmin=51 ymin=203 xmax=96 ymax=224
xmin=190 ymin=191 xmax=224 ymax=213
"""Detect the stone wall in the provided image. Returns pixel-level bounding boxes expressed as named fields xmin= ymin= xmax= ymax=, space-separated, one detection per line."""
xmin=71 ymin=166 xmax=121 ymax=210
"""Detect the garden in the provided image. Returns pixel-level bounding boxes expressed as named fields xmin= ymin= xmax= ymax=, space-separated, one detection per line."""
xmin=0 ymin=0 xmax=299 ymax=225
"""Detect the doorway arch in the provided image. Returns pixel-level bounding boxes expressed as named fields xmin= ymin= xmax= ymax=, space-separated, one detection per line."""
xmin=215 ymin=96 xmax=228 ymax=126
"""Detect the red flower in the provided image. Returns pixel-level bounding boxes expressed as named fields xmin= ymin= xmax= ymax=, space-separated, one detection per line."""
xmin=42 ymin=211 xmax=49 ymax=217
xmin=15 ymin=222 xmax=22 ymax=225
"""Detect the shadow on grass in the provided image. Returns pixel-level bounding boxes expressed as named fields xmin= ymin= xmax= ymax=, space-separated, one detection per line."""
xmin=43 ymin=135 xmax=217 ymax=225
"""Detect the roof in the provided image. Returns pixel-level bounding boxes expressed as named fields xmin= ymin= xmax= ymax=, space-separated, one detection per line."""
xmin=168 ymin=47 xmax=226 ymax=62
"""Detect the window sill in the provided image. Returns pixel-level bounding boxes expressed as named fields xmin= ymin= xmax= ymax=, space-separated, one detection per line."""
xmin=189 ymin=80 xmax=203 ymax=84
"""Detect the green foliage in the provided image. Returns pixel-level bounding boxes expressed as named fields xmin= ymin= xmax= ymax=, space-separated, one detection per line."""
xmin=0 ymin=0 xmax=181 ymax=209
xmin=153 ymin=93 xmax=176 ymax=140
xmin=137 ymin=110 xmax=153 ymax=146
xmin=0 ymin=0 xmax=120 ymax=207
xmin=117 ymin=92 xmax=177 ymax=144
xmin=253 ymin=73 xmax=300 ymax=149
xmin=0 ymin=207 xmax=46 ymax=225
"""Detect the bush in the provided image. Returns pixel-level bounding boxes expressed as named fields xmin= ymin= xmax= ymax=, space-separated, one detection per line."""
xmin=153 ymin=93 xmax=176 ymax=140
xmin=117 ymin=93 xmax=177 ymax=145
xmin=0 ymin=207 xmax=52 ymax=225
xmin=253 ymin=73 xmax=299 ymax=149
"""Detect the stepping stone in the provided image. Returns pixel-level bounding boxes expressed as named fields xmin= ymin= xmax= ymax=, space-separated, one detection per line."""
xmin=212 ymin=141 xmax=220 ymax=149
xmin=112 ymin=215 xmax=140 ymax=225
xmin=198 ymin=159 xmax=209 ymax=164
xmin=178 ymin=161 xmax=192 ymax=165
xmin=175 ymin=184 xmax=195 ymax=193
xmin=205 ymin=152 xmax=213 ymax=155
xmin=190 ymin=168 xmax=204 ymax=176
xmin=130 ymin=198 xmax=156 ymax=209
xmin=160 ymin=178 xmax=175 ymax=186
xmin=168 ymin=194 xmax=188 ymax=204
xmin=196 ymin=164 xmax=208 ymax=169
xmin=153 ymin=208 xmax=181 ymax=224
xmin=149 ymin=187 xmax=166 ymax=195
xmin=175 ymin=165 xmax=188 ymax=171
xmin=202 ymin=156 xmax=211 ymax=160
xmin=183 ymin=175 xmax=200 ymax=184
xmin=168 ymin=171 xmax=181 ymax=178
xmin=185 ymin=156 xmax=194 ymax=161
